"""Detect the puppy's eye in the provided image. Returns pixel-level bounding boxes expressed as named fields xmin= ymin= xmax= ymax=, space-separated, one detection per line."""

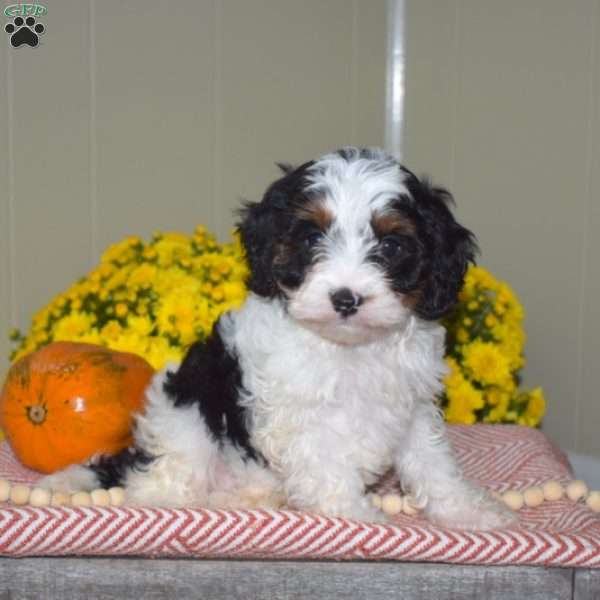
xmin=303 ymin=231 xmax=322 ymax=248
xmin=380 ymin=235 xmax=403 ymax=259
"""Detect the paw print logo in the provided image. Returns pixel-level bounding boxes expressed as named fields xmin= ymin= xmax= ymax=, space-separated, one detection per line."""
xmin=5 ymin=16 xmax=45 ymax=47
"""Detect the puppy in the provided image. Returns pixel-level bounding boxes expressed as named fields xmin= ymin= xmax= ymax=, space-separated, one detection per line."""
xmin=42 ymin=147 xmax=515 ymax=529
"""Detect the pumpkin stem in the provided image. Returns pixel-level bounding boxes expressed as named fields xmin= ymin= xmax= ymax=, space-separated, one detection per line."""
xmin=27 ymin=404 xmax=47 ymax=425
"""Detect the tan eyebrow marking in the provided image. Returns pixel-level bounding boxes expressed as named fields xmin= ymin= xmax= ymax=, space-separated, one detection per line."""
xmin=370 ymin=210 xmax=416 ymax=238
xmin=295 ymin=198 xmax=333 ymax=231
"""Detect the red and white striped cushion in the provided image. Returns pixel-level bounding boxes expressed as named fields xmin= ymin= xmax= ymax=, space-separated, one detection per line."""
xmin=1 ymin=425 xmax=599 ymax=566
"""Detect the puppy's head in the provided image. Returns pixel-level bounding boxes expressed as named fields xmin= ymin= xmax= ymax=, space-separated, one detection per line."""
xmin=238 ymin=147 xmax=477 ymax=345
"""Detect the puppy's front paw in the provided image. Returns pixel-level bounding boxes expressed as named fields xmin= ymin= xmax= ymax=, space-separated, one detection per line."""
xmin=426 ymin=489 xmax=517 ymax=531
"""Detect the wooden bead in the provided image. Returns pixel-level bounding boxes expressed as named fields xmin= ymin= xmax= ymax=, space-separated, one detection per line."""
xmin=402 ymin=495 xmax=419 ymax=516
xmin=71 ymin=492 xmax=92 ymax=507
xmin=542 ymin=481 xmax=564 ymax=502
xmin=50 ymin=491 xmax=70 ymax=507
xmin=523 ymin=486 xmax=545 ymax=508
xmin=108 ymin=487 xmax=126 ymax=507
xmin=370 ymin=493 xmax=382 ymax=510
xmin=0 ymin=479 xmax=10 ymax=502
xmin=91 ymin=489 xmax=111 ymax=507
xmin=10 ymin=484 xmax=31 ymax=505
xmin=566 ymin=480 xmax=589 ymax=502
xmin=502 ymin=490 xmax=524 ymax=511
xmin=29 ymin=487 xmax=52 ymax=507
xmin=381 ymin=493 xmax=403 ymax=516
xmin=586 ymin=491 xmax=600 ymax=513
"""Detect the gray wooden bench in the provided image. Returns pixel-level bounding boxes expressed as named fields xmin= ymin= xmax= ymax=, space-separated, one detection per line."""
xmin=1 ymin=558 xmax=598 ymax=599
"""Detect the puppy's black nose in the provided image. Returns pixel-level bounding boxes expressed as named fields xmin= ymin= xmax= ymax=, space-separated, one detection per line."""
xmin=330 ymin=287 xmax=363 ymax=317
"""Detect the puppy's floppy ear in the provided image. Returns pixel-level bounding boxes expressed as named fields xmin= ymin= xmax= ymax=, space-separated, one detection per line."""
xmin=406 ymin=175 xmax=478 ymax=320
xmin=237 ymin=197 xmax=282 ymax=298
xmin=237 ymin=160 xmax=315 ymax=297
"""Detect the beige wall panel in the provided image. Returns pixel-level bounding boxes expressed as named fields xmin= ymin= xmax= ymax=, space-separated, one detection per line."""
xmin=354 ymin=0 xmax=387 ymax=147
xmin=216 ymin=0 xmax=385 ymax=237
xmin=0 ymin=38 xmax=10 ymax=373
xmin=94 ymin=0 xmax=216 ymax=248
xmin=10 ymin=1 xmax=92 ymax=352
xmin=579 ymin=178 xmax=600 ymax=455
xmin=404 ymin=0 xmax=596 ymax=452
xmin=403 ymin=0 xmax=458 ymax=184
xmin=578 ymin=2 xmax=600 ymax=456
xmin=453 ymin=0 xmax=594 ymax=452
xmin=0 ymin=0 xmax=387 ymax=381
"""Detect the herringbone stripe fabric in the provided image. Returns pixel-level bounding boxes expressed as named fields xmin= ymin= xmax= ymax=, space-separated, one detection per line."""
xmin=1 ymin=425 xmax=598 ymax=566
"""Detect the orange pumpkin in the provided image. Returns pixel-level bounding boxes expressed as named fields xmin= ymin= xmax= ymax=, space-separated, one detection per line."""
xmin=0 ymin=342 xmax=154 ymax=473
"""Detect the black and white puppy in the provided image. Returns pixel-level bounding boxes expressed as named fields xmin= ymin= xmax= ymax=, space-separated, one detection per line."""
xmin=42 ymin=147 xmax=514 ymax=529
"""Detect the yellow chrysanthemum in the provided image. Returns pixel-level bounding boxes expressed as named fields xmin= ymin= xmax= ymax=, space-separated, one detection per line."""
xmin=52 ymin=311 xmax=95 ymax=341
xmin=126 ymin=315 xmax=153 ymax=337
xmin=101 ymin=236 xmax=142 ymax=265
xmin=153 ymin=233 xmax=193 ymax=267
xmin=524 ymin=387 xmax=546 ymax=426
xmin=100 ymin=320 xmax=123 ymax=342
xmin=444 ymin=356 xmax=464 ymax=389
xmin=445 ymin=380 xmax=484 ymax=424
xmin=74 ymin=328 xmax=102 ymax=346
xmin=156 ymin=294 xmax=211 ymax=345
xmin=144 ymin=337 xmax=184 ymax=370
xmin=484 ymin=389 xmax=510 ymax=423
xmin=128 ymin=263 xmax=158 ymax=289
xmin=462 ymin=340 xmax=512 ymax=387
xmin=463 ymin=266 xmax=497 ymax=292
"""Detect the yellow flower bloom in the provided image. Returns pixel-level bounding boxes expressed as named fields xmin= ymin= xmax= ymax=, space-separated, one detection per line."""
xmin=101 ymin=236 xmax=142 ymax=265
xmin=156 ymin=293 xmax=210 ymax=345
xmin=128 ymin=263 xmax=158 ymax=289
xmin=211 ymin=287 xmax=225 ymax=302
xmin=446 ymin=379 xmax=484 ymax=424
xmin=456 ymin=328 xmax=469 ymax=343
xmin=115 ymin=303 xmax=128 ymax=318
xmin=75 ymin=328 xmax=102 ymax=346
xmin=145 ymin=337 xmax=184 ymax=370
xmin=462 ymin=340 xmax=512 ymax=387
xmin=444 ymin=356 xmax=464 ymax=389
xmin=464 ymin=266 xmax=497 ymax=291
xmin=107 ymin=330 xmax=147 ymax=356
xmin=221 ymin=281 xmax=247 ymax=304
xmin=524 ymin=387 xmax=546 ymax=426
xmin=153 ymin=233 xmax=192 ymax=267
xmin=484 ymin=389 xmax=510 ymax=423
xmin=484 ymin=314 xmax=497 ymax=328
xmin=100 ymin=320 xmax=123 ymax=341
xmin=127 ymin=315 xmax=154 ymax=337
xmin=52 ymin=312 xmax=95 ymax=340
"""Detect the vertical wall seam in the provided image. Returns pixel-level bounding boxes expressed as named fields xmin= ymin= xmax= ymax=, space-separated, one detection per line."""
xmin=449 ymin=0 xmax=462 ymax=191
xmin=89 ymin=0 xmax=98 ymax=265
xmin=574 ymin=0 xmax=598 ymax=454
xmin=7 ymin=44 xmax=17 ymax=329
xmin=351 ymin=0 xmax=359 ymax=144
xmin=213 ymin=0 xmax=222 ymax=238
xmin=384 ymin=0 xmax=405 ymax=160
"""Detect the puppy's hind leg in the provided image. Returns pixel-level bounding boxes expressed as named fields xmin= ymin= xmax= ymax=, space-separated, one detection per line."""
xmin=38 ymin=463 xmax=102 ymax=494
xmin=116 ymin=369 xmax=221 ymax=508
xmin=40 ymin=368 xmax=221 ymax=508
